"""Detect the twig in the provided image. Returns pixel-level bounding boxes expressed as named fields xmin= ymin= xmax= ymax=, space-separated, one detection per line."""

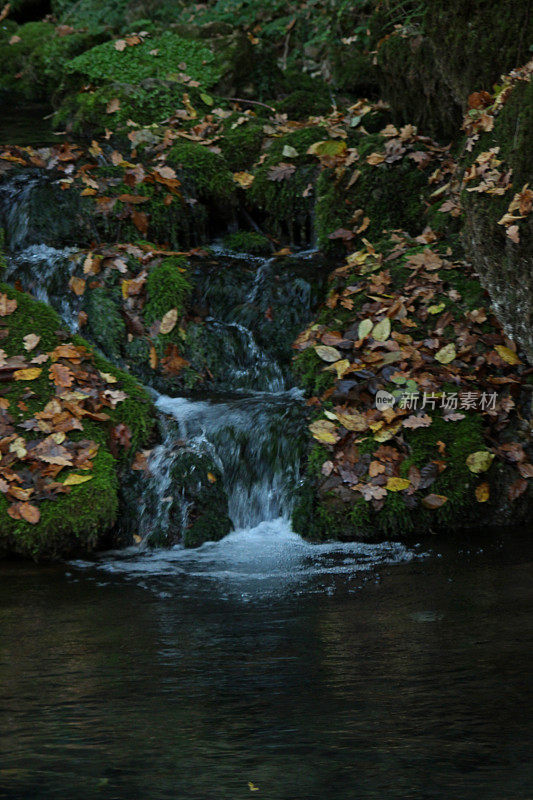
xmin=223 ymin=97 xmax=276 ymax=112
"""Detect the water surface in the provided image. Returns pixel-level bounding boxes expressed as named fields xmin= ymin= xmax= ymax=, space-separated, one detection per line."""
xmin=1 ymin=530 xmax=531 ymax=800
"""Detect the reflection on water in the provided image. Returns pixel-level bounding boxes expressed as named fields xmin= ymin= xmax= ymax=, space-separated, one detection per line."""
xmin=0 ymin=531 xmax=532 ymax=800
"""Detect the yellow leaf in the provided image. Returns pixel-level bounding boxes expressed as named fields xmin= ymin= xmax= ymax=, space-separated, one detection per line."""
xmin=494 ymin=345 xmax=521 ymax=365
xmin=386 ymin=477 xmax=411 ymax=491
xmin=373 ymin=422 xmax=401 ymax=442
xmin=233 ymin=171 xmax=255 ymax=188
xmin=475 ymin=482 xmax=490 ymax=502
xmin=307 ymin=140 xmax=347 ymax=158
xmin=63 ymin=474 xmax=94 ymax=486
xmin=309 ymin=419 xmax=340 ymax=445
xmin=366 ymin=152 xmax=385 ymax=165
xmin=324 ymin=358 xmax=351 ymax=379
xmin=435 ymin=343 xmax=456 ymax=364
xmin=160 ymin=308 xmax=178 ymax=335
xmin=335 ymin=411 xmax=368 ymax=432
xmin=121 ymin=279 xmax=132 ymax=299
xmin=149 ymin=345 xmax=158 ymax=369
xmin=315 ymin=345 xmax=341 ymax=362
xmin=466 ymin=451 xmax=495 ymax=474
xmin=207 ymin=472 xmax=217 ymax=483
xmin=427 ymin=303 xmax=445 ymax=314
xmin=14 ymin=368 xmax=42 ymax=381
xmin=372 ymin=317 xmax=391 ymax=342
xmin=358 ymin=318 xmax=373 ymax=339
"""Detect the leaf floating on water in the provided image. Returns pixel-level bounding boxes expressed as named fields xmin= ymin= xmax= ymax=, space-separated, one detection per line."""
xmin=466 ymin=451 xmax=495 ymax=473
xmin=207 ymin=472 xmax=217 ymax=483
xmin=68 ymin=275 xmax=86 ymax=296
xmin=309 ymin=419 xmax=340 ymax=444
xmin=248 ymin=783 xmax=259 ymax=792
xmin=315 ymin=345 xmax=341 ymax=362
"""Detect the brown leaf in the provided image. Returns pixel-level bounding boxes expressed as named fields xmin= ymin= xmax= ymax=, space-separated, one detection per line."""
xmin=268 ymin=162 xmax=296 ymax=182
xmin=508 ymin=478 xmax=527 ymax=501
xmin=132 ymin=210 xmax=149 ymax=234
xmin=0 ymin=293 xmax=17 ymax=316
xmin=421 ymin=493 xmax=448 ymax=509
xmin=49 ymin=363 xmax=74 ymax=388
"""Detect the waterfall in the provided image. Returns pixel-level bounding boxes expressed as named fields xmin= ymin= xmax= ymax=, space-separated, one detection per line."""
xmin=0 ymin=172 xmax=321 ymax=548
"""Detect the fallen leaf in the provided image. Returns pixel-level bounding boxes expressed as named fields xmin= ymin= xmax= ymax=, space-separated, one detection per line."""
xmin=268 ymin=162 xmax=296 ymax=181
xmin=23 ymin=334 xmax=40 ymax=352
xmin=13 ymin=368 xmax=42 ymax=381
xmin=160 ymin=308 xmax=178 ymax=335
xmin=372 ymin=317 xmax=391 ymax=342
xmin=0 ymin=293 xmax=17 ymax=316
xmin=309 ymin=419 xmax=340 ymax=444
xmin=315 ymin=345 xmax=342 ymax=362
xmin=435 ymin=343 xmax=456 ymax=364
xmin=63 ymin=474 xmax=94 ymax=486
xmin=466 ymin=451 xmax=495 ymax=474
xmin=358 ymin=319 xmax=373 ymax=339
xmin=475 ymin=482 xmax=490 ymax=502
xmin=494 ymin=345 xmax=521 ymax=365
xmin=233 ymin=171 xmax=255 ymax=188
xmin=386 ymin=477 xmax=411 ymax=491
xmin=68 ymin=275 xmax=86 ymax=296
xmin=421 ymin=493 xmax=448 ymax=509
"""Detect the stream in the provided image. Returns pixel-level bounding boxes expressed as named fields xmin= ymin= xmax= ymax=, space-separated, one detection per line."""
xmin=0 ymin=160 xmax=532 ymax=800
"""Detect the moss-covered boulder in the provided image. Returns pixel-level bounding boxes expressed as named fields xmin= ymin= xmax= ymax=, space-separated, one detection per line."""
xmin=54 ymin=26 xmax=253 ymax=136
xmin=292 ymin=234 xmax=531 ymax=541
xmin=0 ymin=279 xmax=154 ymax=560
xmin=0 ymin=20 xmax=107 ymax=103
xmin=376 ymin=0 xmax=533 ymax=141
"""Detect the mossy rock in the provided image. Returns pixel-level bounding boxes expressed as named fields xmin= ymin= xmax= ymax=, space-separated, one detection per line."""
xmin=315 ymin=132 xmax=429 ymax=253
xmin=0 ymin=21 xmax=107 ymax=102
xmin=166 ymin=141 xmax=236 ymax=209
xmin=461 ymin=79 xmax=533 ymax=363
xmin=222 ymin=230 xmax=272 ymax=255
xmin=169 ymin=450 xmax=231 ymax=549
xmin=247 ymin=126 xmax=326 ymax=244
xmin=218 ymin=115 xmax=265 ymax=172
xmin=0 ymin=280 xmax=154 ymax=560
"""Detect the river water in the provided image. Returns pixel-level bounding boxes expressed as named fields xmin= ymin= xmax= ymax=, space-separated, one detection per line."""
xmin=1 ymin=530 xmax=532 ymax=799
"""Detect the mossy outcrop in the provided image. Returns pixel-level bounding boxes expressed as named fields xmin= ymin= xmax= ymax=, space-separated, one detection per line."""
xmin=460 ymin=78 xmax=533 ymax=363
xmin=0 ymin=278 xmax=154 ymax=560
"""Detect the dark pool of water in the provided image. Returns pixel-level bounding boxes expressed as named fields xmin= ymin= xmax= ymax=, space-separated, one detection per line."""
xmin=0 ymin=530 xmax=531 ymax=800
xmin=0 ymin=103 xmax=61 ymax=147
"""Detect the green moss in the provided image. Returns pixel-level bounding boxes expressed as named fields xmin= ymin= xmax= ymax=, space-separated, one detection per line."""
xmin=219 ymin=115 xmax=265 ymax=172
xmin=166 ymin=141 xmax=236 ymax=206
xmin=293 ymin=348 xmax=334 ymax=397
xmin=85 ymin=287 xmax=126 ymax=362
xmin=315 ymin=132 xmax=429 ymax=253
xmin=222 ymin=231 xmax=271 ymax=255
xmin=144 ymin=258 xmax=191 ymax=325
xmin=247 ymin=127 xmax=325 ymax=243
xmin=65 ymin=32 xmax=222 ymax=88
xmin=0 ymin=21 xmax=107 ymax=102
